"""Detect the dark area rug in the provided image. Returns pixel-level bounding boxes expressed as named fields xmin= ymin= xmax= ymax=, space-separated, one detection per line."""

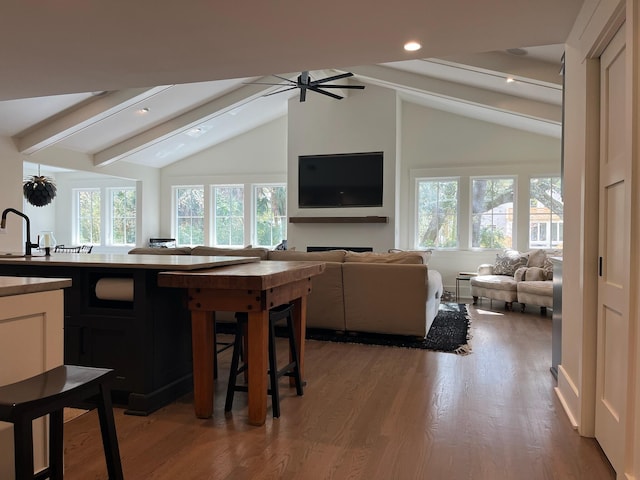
xmin=305 ymin=303 xmax=472 ymax=354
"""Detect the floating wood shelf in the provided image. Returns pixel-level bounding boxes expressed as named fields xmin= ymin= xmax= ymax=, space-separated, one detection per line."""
xmin=289 ymin=216 xmax=389 ymax=224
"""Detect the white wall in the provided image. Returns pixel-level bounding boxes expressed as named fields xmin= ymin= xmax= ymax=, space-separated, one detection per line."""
xmin=0 ymin=138 xmax=31 ymax=253
xmin=399 ymin=102 xmax=561 ymax=289
xmin=158 ymin=84 xmax=562 ymax=293
xmin=287 ymin=83 xmax=398 ymax=252
xmin=160 ymin=116 xmax=288 ymax=242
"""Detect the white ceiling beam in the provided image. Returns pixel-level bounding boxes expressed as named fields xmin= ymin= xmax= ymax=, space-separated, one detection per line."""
xmin=14 ymin=87 xmax=171 ymax=154
xmin=93 ymin=74 xmax=299 ymax=167
xmin=349 ymin=64 xmax=562 ymax=124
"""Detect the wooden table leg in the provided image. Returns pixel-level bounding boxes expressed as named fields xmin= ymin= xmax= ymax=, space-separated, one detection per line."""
xmin=191 ymin=310 xmax=215 ymax=418
xmin=291 ymin=295 xmax=307 ymax=386
xmin=247 ymin=309 xmax=269 ymax=426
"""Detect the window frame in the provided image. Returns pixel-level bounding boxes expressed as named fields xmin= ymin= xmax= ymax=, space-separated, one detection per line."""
xmin=107 ymin=187 xmax=137 ymax=246
xmin=528 ymin=176 xmax=563 ymax=250
xmin=73 ymin=188 xmax=101 ymax=246
xmin=252 ymin=183 xmax=287 ymax=248
xmin=469 ymin=175 xmax=517 ymax=250
xmin=211 ymin=184 xmax=245 ymax=247
xmin=173 ymin=185 xmax=206 ymax=247
xmin=414 ymin=176 xmax=460 ymax=249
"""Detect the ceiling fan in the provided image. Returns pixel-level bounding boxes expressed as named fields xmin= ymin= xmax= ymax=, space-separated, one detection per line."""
xmin=248 ymin=71 xmax=365 ymax=102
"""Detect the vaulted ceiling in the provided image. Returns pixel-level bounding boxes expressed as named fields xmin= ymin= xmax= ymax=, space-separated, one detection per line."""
xmin=0 ymin=1 xmax=581 ymax=170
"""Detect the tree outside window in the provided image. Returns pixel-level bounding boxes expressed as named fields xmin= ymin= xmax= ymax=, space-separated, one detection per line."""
xmin=213 ymin=186 xmax=244 ymax=246
xmin=175 ymin=187 xmax=204 ymax=246
xmin=471 ymin=177 xmax=515 ymax=249
xmin=76 ymin=189 xmax=101 ymax=244
xmin=110 ymin=188 xmax=136 ymax=245
xmin=416 ymin=178 xmax=458 ymax=248
xmin=529 ymin=177 xmax=563 ymax=249
xmin=254 ymin=185 xmax=286 ymax=248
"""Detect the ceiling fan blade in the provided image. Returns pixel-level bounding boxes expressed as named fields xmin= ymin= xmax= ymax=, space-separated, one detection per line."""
xmin=262 ymin=86 xmax=298 ymax=97
xmin=309 ymin=86 xmax=343 ymax=100
xmin=271 ymin=74 xmax=297 ymax=84
xmin=243 ymin=81 xmax=291 ymax=86
xmin=311 ymin=72 xmax=353 ymax=85
xmin=314 ymin=84 xmax=365 ymax=89
xmin=300 ymin=86 xmax=307 ymax=102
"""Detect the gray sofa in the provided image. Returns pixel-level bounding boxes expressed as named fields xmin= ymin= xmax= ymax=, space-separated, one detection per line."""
xmin=470 ymin=249 xmax=557 ymax=314
xmin=129 ymin=246 xmax=443 ymax=337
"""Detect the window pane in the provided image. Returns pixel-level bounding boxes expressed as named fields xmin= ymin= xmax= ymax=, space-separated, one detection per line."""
xmin=76 ymin=190 xmax=100 ymax=244
xmin=529 ymin=177 xmax=563 ymax=249
xmin=254 ymin=185 xmax=287 ymax=248
xmin=175 ymin=187 xmax=204 ymax=246
xmin=471 ymin=178 xmax=514 ymax=249
xmin=110 ymin=188 xmax=136 ymax=245
xmin=416 ymin=179 xmax=458 ymax=248
xmin=213 ymin=186 xmax=244 ymax=246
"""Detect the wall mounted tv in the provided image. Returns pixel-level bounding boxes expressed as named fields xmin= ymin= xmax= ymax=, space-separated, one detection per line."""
xmin=298 ymin=152 xmax=384 ymax=208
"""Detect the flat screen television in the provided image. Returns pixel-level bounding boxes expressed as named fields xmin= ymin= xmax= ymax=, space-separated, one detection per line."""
xmin=298 ymin=152 xmax=383 ymax=208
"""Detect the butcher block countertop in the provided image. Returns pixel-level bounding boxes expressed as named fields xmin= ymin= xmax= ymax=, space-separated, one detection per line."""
xmin=0 ymin=253 xmax=259 ymax=270
xmin=0 ymin=276 xmax=72 ymax=297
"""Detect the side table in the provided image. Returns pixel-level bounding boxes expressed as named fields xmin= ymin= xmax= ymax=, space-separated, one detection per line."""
xmin=455 ymin=272 xmax=477 ymax=302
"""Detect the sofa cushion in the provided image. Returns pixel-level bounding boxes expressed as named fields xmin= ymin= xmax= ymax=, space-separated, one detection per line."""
xmin=191 ymin=246 xmax=269 ymax=260
xmin=388 ymin=249 xmax=432 ymax=264
xmin=344 ymin=251 xmax=425 ymax=264
xmin=543 ymin=257 xmax=554 ymax=280
xmin=470 ymin=275 xmax=517 ymax=291
xmin=267 ymin=249 xmax=347 ymax=262
xmin=493 ymin=250 xmax=529 ymax=276
xmin=128 ymin=247 xmax=192 ymax=255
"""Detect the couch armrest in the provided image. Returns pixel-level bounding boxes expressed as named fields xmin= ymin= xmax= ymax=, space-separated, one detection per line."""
xmin=477 ymin=264 xmax=495 ymax=275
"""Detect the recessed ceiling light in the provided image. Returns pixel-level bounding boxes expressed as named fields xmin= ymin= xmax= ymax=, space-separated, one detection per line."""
xmin=136 ymin=107 xmax=150 ymax=115
xmin=506 ymin=77 xmax=516 ymax=84
xmin=404 ymin=41 xmax=422 ymax=52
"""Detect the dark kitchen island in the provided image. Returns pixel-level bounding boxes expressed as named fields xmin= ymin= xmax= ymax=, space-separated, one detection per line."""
xmin=0 ymin=253 xmax=258 ymax=415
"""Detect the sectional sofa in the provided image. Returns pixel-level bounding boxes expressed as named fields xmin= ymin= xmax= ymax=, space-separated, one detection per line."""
xmin=129 ymin=246 xmax=443 ymax=338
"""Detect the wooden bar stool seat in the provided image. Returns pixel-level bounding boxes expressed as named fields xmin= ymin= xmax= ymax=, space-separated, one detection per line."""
xmin=225 ymin=303 xmax=304 ymax=418
xmin=0 ymin=365 xmax=124 ymax=480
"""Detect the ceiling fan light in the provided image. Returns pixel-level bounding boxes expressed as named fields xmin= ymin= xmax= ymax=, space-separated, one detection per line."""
xmin=404 ymin=41 xmax=422 ymax=52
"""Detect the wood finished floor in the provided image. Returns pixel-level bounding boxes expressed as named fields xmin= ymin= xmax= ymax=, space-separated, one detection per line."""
xmin=62 ymin=304 xmax=615 ymax=479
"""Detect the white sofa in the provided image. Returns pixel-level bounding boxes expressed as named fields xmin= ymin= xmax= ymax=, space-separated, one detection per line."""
xmin=470 ymin=249 xmax=556 ymax=314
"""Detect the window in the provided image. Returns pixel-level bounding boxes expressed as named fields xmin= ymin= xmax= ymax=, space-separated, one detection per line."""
xmin=212 ymin=185 xmax=244 ymax=246
xmin=254 ymin=184 xmax=286 ymax=248
xmin=416 ymin=178 xmax=459 ymax=248
xmin=529 ymin=177 xmax=563 ymax=249
xmin=109 ymin=188 xmax=136 ymax=245
xmin=175 ymin=186 xmax=205 ymax=246
xmin=471 ymin=177 xmax=515 ymax=249
xmin=75 ymin=189 xmax=101 ymax=244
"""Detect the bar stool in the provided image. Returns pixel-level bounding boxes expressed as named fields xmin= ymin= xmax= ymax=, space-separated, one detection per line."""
xmin=225 ymin=303 xmax=304 ymax=418
xmin=0 ymin=365 xmax=124 ymax=480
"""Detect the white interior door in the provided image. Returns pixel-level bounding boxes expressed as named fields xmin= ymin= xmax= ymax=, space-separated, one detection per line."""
xmin=596 ymin=23 xmax=629 ymax=476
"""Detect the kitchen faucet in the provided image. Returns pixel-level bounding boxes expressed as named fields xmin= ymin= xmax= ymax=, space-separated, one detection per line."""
xmin=1 ymin=208 xmax=38 ymax=256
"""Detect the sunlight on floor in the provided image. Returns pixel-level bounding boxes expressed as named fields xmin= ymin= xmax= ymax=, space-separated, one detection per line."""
xmin=476 ymin=309 xmax=505 ymax=316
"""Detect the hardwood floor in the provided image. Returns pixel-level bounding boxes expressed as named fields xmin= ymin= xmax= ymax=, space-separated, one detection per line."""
xmin=62 ymin=304 xmax=615 ymax=479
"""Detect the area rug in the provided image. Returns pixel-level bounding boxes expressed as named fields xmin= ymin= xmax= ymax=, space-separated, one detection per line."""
xmin=306 ymin=303 xmax=472 ymax=355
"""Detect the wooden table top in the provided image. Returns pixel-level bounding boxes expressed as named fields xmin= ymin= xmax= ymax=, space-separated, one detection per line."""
xmin=157 ymin=260 xmax=325 ymax=290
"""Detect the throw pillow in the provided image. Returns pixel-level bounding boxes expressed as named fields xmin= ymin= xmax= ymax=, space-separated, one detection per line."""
xmin=543 ymin=257 xmax=554 ymax=280
xmin=493 ymin=249 xmax=529 ymax=276
xmin=527 ymin=249 xmax=547 ymax=268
